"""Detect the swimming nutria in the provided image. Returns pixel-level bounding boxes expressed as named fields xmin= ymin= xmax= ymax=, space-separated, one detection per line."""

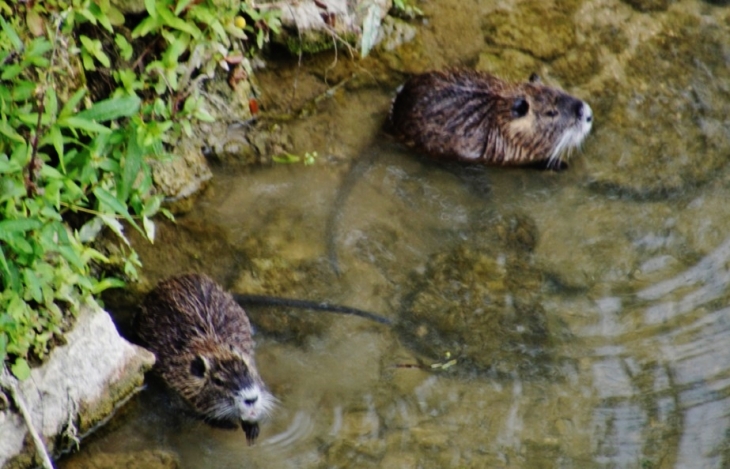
xmin=387 ymin=70 xmax=593 ymax=168
xmin=135 ymin=274 xmax=275 ymax=444
xmin=326 ymin=70 xmax=593 ymax=274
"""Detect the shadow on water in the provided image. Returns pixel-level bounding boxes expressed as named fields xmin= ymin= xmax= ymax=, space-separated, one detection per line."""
xmin=60 ymin=0 xmax=730 ymax=468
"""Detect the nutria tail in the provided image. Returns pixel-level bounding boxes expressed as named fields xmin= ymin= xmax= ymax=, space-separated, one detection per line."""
xmin=386 ymin=70 xmax=593 ymax=169
xmin=232 ymin=293 xmax=393 ymax=325
xmin=325 ymin=147 xmax=380 ymax=275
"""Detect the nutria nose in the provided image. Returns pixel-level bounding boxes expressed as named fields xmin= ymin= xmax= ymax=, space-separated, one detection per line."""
xmin=575 ymin=101 xmax=592 ymax=123
xmin=244 ymin=396 xmax=258 ymax=406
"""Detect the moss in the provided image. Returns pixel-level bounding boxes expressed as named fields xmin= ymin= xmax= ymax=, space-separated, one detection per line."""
xmin=397 ymin=212 xmax=555 ymax=376
xmin=284 ymin=31 xmax=359 ymax=55
xmin=476 ymin=48 xmax=542 ymax=82
xmin=551 ymin=43 xmax=600 ymax=86
xmin=586 ymin=12 xmax=730 ymax=198
xmin=483 ymin=1 xmax=578 ymax=61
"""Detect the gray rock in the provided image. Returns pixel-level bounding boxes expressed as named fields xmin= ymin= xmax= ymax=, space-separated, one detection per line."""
xmin=0 ymin=307 xmax=154 ymax=468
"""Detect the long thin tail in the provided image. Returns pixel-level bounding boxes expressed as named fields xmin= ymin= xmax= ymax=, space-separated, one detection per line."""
xmin=325 ymin=148 xmax=380 ymax=276
xmin=232 ymin=293 xmax=393 ymax=325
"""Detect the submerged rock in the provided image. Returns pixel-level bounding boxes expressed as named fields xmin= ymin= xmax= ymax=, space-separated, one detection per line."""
xmin=397 ymin=212 xmax=555 ymax=376
xmin=60 ymin=449 xmax=179 ymax=469
xmin=586 ymin=13 xmax=730 ymax=198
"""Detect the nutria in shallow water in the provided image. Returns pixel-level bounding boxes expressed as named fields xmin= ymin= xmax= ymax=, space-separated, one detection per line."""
xmin=135 ymin=274 xmax=275 ymax=444
xmin=387 ymin=70 xmax=593 ymax=168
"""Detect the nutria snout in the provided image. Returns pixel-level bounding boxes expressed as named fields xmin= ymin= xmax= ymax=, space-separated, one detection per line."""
xmin=135 ymin=274 xmax=274 ymax=444
xmin=387 ymin=70 xmax=593 ymax=168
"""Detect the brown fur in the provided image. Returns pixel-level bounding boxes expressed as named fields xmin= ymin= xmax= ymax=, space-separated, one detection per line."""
xmin=135 ymin=274 xmax=273 ymax=444
xmin=386 ymin=70 xmax=593 ymax=167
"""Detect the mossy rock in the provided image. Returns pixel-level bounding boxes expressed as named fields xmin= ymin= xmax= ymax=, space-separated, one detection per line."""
xmin=483 ymin=1 xmax=578 ymax=61
xmin=397 ymin=208 xmax=555 ymax=377
xmin=585 ymin=13 xmax=730 ymax=198
xmin=398 ymin=244 xmax=550 ymax=376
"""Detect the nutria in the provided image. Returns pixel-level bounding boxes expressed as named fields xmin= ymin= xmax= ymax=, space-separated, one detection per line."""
xmin=326 ymin=70 xmax=593 ymax=274
xmin=387 ymin=70 xmax=593 ymax=168
xmin=135 ymin=273 xmax=275 ymax=444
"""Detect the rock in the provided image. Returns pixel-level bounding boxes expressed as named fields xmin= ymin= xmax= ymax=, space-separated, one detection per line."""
xmin=585 ymin=13 xmax=730 ymax=198
xmin=109 ymin=0 xmax=145 ymax=14
xmin=60 ymin=449 xmax=179 ymax=469
xmin=267 ymin=0 xmax=392 ymax=55
xmin=483 ymin=1 xmax=578 ymax=61
xmin=150 ymin=137 xmax=213 ymax=213
xmin=0 ymin=307 xmax=154 ymax=468
xmin=397 ymin=234 xmax=553 ymax=376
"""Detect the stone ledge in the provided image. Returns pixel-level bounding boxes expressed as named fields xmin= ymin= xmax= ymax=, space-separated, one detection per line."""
xmin=0 ymin=306 xmax=154 ymax=469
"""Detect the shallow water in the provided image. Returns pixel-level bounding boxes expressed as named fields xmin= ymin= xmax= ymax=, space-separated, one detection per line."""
xmin=61 ymin=0 xmax=730 ymax=468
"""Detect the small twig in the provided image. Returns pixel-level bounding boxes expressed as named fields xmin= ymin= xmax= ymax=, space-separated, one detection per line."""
xmin=0 ymin=367 xmax=55 ymax=469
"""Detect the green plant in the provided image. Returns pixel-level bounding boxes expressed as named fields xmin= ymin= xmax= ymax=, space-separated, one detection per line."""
xmin=0 ymin=0 xmax=284 ymax=380
xmin=391 ymin=0 xmax=423 ymax=18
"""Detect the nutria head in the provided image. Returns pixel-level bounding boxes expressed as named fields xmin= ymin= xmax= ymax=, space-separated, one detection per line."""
xmin=387 ymin=70 xmax=593 ymax=169
xmin=136 ymin=274 xmax=275 ymax=444
xmin=172 ymin=341 xmax=275 ymax=443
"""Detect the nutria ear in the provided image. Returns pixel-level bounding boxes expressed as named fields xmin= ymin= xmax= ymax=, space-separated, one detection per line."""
xmin=511 ymin=97 xmax=530 ymax=118
xmin=190 ymin=355 xmax=210 ymax=378
xmin=529 ymin=73 xmax=541 ymax=83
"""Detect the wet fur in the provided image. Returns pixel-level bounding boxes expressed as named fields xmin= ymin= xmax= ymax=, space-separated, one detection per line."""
xmin=387 ymin=70 xmax=592 ymax=169
xmin=135 ymin=274 xmax=274 ymax=444
xmin=327 ymin=70 xmax=592 ymax=273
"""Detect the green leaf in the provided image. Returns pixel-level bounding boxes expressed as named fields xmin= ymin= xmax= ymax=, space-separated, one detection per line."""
xmin=1 ymin=64 xmax=23 ymax=80
xmin=0 ymin=16 xmax=23 ymax=51
xmin=92 ymin=277 xmax=126 ymax=294
xmin=131 ymin=16 xmax=160 ymax=38
xmin=0 ymin=121 xmax=25 ymax=143
xmin=156 ymin=4 xmax=201 ymax=39
xmin=114 ymin=34 xmax=134 ymax=61
xmin=93 ymin=187 xmax=138 ymax=230
xmin=174 ymin=0 xmax=196 ymax=15
xmin=0 ymin=218 xmax=42 ymax=233
xmin=142 ymin=216 xmax=155 ymax=242
xmin=97 ymin=213 xmax=130 ymax=246
xmin=57 ymin=116 xmax=111 ymax=133
xmin=44 ymin=88 xmax=58 ymax=121
xmin=59 ymin=89 xmax=87 ymax=118
xmin=144 ymin=0 xmax=157 ymax=17
xmin=76 ymin=95 xmax=141 ymax=122
xmin=120 ymin=134 xmax=143 ymax=201
xmin=11 ymin=357 xmax=31 ymax=380
xmin=23 ymin=269 xmax=43 ymax=303
xmin=79 ymin=35 xmax=111 ymax=68
xmin=58 ymin=245 xmax=85 ymax=270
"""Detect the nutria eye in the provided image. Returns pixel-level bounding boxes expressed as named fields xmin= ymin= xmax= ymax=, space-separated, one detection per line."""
xmin=512 ymin=98 xmax=529 ymax=118
xmin=546 ymin=109 xmax=559 ymax=117
xmin=529 ymin=73 xmax=541 ymax=83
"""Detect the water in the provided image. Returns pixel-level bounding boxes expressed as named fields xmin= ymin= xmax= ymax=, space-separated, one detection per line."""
xmin=61 ymin=1 xmax=730 ymax=468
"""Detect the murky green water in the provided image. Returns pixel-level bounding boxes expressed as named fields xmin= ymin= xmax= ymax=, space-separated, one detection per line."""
xmin=61 ymin=0 xmax=730 ymax=468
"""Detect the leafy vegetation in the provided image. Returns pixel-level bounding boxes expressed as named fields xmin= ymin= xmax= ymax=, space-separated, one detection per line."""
xmin=0 ymin=0 xmax=282 ymax=379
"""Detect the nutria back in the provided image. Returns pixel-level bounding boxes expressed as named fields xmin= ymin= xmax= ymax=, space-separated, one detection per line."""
xmin=387 ymin=70 xmax=593 ymax=168
xmin=135 ymin=274 xmax=274 ymax=444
